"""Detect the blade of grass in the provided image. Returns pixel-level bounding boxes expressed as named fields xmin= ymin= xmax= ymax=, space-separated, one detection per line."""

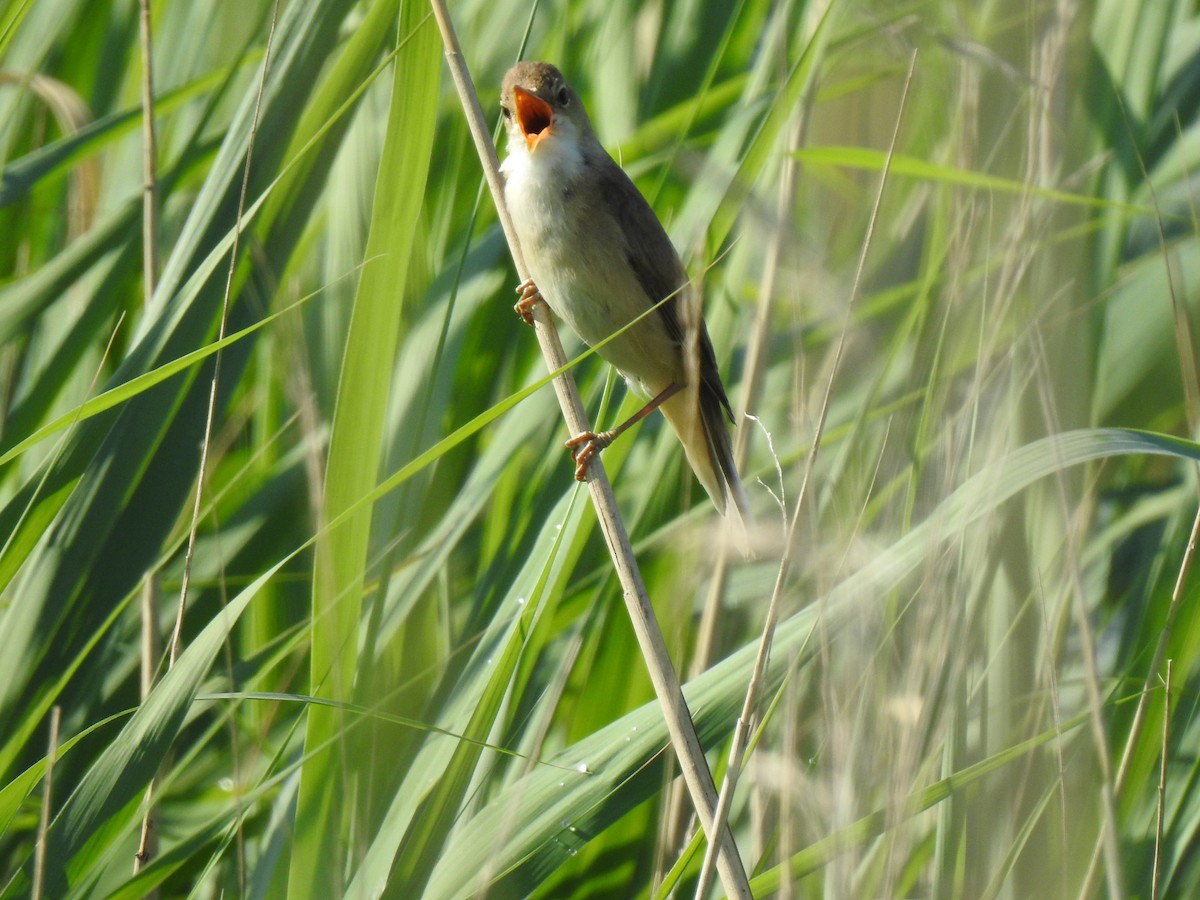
xmin=289 ymin=5 xmax=440 ymax=896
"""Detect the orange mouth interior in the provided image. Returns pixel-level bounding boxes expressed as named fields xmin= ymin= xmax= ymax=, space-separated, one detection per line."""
xmin=513 ymin=86 xmax=554 ymax=151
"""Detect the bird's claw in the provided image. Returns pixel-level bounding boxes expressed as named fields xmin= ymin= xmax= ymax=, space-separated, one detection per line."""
xmin=514 ymin=279 xmax=543 ymax=325
xmin=565 ymin=430 xmax=613 ymax=481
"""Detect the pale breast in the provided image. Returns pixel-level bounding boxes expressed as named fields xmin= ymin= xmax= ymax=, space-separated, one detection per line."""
xmin=502 ymin=141 xmax=683 ymax=396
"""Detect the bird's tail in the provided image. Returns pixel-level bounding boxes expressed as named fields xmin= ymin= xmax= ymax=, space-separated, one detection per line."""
xmin=660 ymin=384 xmax=749 ymax=524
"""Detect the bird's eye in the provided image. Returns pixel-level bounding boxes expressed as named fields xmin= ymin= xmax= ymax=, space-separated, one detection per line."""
xmin=556 ymin=86 xmax=570 ymax=106
xmin=501 ymin=105 xmax=512 ymax=120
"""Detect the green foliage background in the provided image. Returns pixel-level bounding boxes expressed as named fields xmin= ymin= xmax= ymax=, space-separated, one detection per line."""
xmin=2 ymin=0 xmax=1199 ymax=896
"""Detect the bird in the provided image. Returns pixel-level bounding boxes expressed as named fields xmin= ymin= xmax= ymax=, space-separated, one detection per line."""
xmin=499 ymin=60 xmax=748 ymax=519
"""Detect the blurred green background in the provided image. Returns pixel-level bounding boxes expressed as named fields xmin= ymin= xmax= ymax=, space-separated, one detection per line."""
xmin=2 ymin=0 xmax=1199 ymax=896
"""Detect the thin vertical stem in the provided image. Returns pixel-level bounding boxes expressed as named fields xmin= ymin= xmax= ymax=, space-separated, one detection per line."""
xmin=428 ymin=3 xmax=750 ymax=897
xmin=1152 ymin=659 xmax=1171 ymax=900
xmin=135 ymin=0 xmax=283 ymax=871
xmin=31 ymin=707 xmax=60 ymax=900
xmin=134 ymin=0 xmax=160 ymax=872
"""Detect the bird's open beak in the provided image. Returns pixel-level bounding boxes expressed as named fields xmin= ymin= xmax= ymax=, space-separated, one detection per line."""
xmin=513 ymin=86 xmax=554 ymax=153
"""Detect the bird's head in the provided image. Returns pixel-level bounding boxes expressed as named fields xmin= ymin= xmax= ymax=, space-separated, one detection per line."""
xmin=500 ymin=61 xmax=593 ymax=163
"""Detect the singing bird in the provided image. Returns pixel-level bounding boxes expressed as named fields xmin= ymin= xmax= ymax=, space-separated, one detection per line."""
xmin=499 ymin=61 xmax=748 ymax=518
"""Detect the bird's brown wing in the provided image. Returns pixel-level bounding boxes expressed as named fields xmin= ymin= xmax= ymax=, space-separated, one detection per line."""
xmin=596 ymin=157 xmax=746 ymax=516
xmin=596 ymin=159 xmax=735 ymax=426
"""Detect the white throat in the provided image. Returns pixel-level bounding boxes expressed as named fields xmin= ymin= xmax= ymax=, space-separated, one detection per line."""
xmin=501 ymin=126 xmax=587 ymax=189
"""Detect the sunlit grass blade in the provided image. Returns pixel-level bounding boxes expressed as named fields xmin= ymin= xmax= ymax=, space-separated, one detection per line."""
xmin=290 ymin=6 xmax=440 ymax=896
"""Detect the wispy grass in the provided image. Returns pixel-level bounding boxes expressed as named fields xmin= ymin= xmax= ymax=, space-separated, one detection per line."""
xmin=1 ymin=0 xmax=1199 ymax=897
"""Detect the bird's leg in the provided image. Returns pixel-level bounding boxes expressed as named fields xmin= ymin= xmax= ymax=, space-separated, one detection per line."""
xmin=514 ymin=278 xmax=543 ymax=325
xmin=566 ymin=382 xmax=683 ymax=481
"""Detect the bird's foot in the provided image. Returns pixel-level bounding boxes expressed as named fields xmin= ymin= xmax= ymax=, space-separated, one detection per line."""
xmin=514 ymin=279 xmax=543 ymax=325
xmin=565 ymin=429 xmax=615 ymax=481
